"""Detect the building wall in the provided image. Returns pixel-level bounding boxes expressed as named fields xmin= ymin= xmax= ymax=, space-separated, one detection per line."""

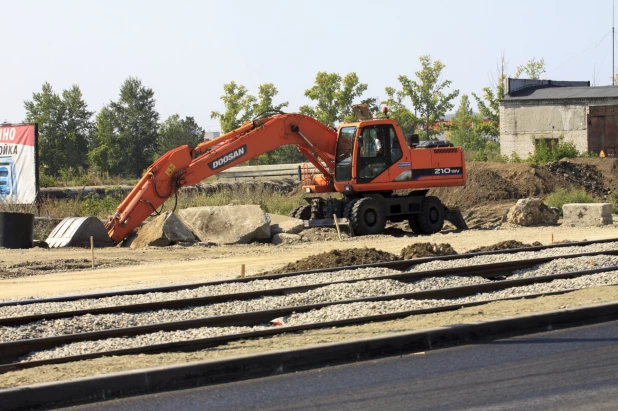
xmin=499 ymin=102 xmax=588 ymax=158
xmin=500 ymin=98 xmax=618 ymax=158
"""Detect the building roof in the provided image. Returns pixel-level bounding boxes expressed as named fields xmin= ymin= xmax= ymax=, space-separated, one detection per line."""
xmin=504 ymin=85 xmax=618 ymax=101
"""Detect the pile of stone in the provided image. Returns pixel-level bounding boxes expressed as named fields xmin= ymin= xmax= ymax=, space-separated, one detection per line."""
xmin=126 ymin=205 xmax=306 ymax=248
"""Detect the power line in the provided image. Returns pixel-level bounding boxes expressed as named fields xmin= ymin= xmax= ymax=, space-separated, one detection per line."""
xmin=548 ymin=29 xmax=612 ymax=76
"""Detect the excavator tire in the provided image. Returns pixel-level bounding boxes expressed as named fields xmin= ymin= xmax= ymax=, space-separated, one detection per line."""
xmin=407 ymin=216 xmax=421 ymax=234
xmin=343 ymin=199 xmax=358 ymax=221
xmin=416 ymin=196 xmax=445 ymax=234
xmin=290 ymin=204 xmax=311 ymax=220
xmin=350 ymin=197 xmax=386 ymax=235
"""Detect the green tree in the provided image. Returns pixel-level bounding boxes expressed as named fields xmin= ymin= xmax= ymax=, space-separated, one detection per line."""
xmin=300 ymin=72 xmax=375 ymax=126
xmin=24 ymin=83 xmax=94 ymax=175
xmin=380 ymin=86 xmax=419 ymax=135
xmin=471 ymin=54 xmax=507 ymax=141
xmin=252 ymin=83 xmax=289 ymax=117
xmin=446 ymin=95 xmax=486 ymax=151
xmin=515 ymin=57 xmax=546 ymax=79
xmin=210 ymin=82 xmax=256 ymax=133
xmin=399 ymin=55 xmax=460 ymax=140
xmin=89 ymin=77 xmax=160 ymax=176
xmin=155 ymin=115 xmax=204 ymax=157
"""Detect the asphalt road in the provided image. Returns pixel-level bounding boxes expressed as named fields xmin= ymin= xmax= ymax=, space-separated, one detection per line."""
xmin=65 ymin=321 xmax=618 ymax=411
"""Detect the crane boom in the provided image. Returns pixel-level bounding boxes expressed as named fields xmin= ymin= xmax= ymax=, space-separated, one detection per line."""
xmin=105 ymin=113 xmax=338 ymax=243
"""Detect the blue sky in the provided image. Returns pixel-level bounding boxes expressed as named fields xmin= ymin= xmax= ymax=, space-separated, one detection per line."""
xmin=2 ymin=0 xmax=616 ymax=130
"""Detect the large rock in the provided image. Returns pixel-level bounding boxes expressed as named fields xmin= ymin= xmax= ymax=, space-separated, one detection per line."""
xmin=506 ymin=198 xmax=559 ymax=226
xmin=267 ymin=213 xmax=304 ymax=235
xmin=129 ymin=212 xmax=196 ymax=248
xmin=178 ymin=205 xmax=270 ymax=245
xmin=563 ymin=203 xmax=613 ymax=227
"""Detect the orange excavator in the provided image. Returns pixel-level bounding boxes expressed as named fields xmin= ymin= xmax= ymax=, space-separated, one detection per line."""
xmin=101 ymin=105 xmax=466 ymax=244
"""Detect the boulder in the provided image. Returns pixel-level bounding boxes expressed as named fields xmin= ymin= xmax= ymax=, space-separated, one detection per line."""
xmin=178 ymin=205 xmax=270 ymax=245
xmin=272 ymin=233 xmax=302 ymax=245
xmin=267 ymin=213 xmax=304 ymax=235
xmin=129 ymin=212 xmax=196 ymax=248
xmin=505 ymin=198 xmax=559 ymax=226
xmin=563 ymin=203 xmax=613 ymax=227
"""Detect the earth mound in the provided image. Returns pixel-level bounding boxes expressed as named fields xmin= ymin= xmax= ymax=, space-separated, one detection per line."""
xmin=270 ymin=248 xmax=399 ymax=274
xmin=467 ymin=240 xmax=543 ymax=253
xmin=400 ymin=243 xmax=457 ymax=260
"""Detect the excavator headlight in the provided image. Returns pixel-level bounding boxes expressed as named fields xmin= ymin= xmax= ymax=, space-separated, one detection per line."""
xmin=305 ymin=187 xmax=311 ymax=193
xmin=344 ymin=185 xmax=353 ymax=193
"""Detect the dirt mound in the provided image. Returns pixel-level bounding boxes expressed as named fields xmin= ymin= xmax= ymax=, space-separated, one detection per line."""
xmin=400 ymin=243 xmax=457 ymax=260
xmin=0 ymin=259 xmax=140 ymax=280
xmin=424 ymin=158 xmax=618 ymax=227
xmin=467 ymin=240 xmax=543 ymax=253
xmin=270 ymin=248 xmax=399 ymax=274
xmin=540 ymin=160 xmax=607 ymax=197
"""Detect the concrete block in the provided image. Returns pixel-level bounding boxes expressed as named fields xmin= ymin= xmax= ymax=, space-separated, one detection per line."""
xmin=267 ymin=213 xmax=304 ymax=235
xmin=562 ymin=203 xmax=613 ymax=227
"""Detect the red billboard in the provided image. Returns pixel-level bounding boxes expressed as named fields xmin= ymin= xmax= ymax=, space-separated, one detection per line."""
xmin=0 ymin=124 xmax=38 ymax=204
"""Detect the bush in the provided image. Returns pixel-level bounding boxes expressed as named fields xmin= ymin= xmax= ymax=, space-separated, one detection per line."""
xmin=545 ymin=188 xmax=598 ymax=215
xmin=526 ymin=137 xmax=579 ymax=165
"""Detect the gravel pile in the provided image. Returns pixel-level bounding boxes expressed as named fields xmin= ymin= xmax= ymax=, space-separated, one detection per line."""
xmin=509 ymin=255 xmax=618 ymax=279
xmin=0 ymin=277 xmax=488 ymax=343
xmin=408 ymin=242 xmax=618 ymax=272
xmin=23 ymin=269 xmax=618 ymax=362
xmin=0 ymin=267 xmax=402 ymax=319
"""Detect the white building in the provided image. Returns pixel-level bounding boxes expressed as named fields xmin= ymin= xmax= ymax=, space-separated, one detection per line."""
xmin=500 ymin=79 xmax=618 ymax=157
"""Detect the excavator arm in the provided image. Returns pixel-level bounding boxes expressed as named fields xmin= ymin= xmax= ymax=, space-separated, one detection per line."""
xmin=105 ymin=113 xmax=338 ymax=244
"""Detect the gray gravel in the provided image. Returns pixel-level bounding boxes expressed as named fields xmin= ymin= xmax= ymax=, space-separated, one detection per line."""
xmin=0 ymin=267 xmax=401 ymax=319
xmin=509 ymin=255 xmax=618 ymax=279
xmin=408 ymin=241 xmax=618 ymax=272
xmin=23 ymin=269 xmax=618 ymax=362
xmin=0 ymin=277 xmax=487 ymax=343
xmin=5 ymin=242 xmax=618 ymax=320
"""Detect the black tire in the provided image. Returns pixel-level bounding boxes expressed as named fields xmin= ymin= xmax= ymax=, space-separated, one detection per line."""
xmin=343 ymin=199 xmax=358 ymax=221
xmin=407 ymin=216 xmax=421 ymax=234
xmin=350 ymin=197 xmax=386 ymax=235
xmin=416 ymin=196 xmax=445 ymax=234
xmin=290 ymin=204 xmax=311 ymax=220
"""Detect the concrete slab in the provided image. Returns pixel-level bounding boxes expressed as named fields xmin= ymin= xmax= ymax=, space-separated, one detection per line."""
xmin=267 ymin=214 xmax=304 ymax=235
xmin=45 ymin=217 xmax=113 ymax=248
xmin=563 ymin=203 xmax=613 ymax=227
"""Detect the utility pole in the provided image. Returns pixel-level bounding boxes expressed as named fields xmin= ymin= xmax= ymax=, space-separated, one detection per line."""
xmin=614 ymin=0 xmax=615 ymax=85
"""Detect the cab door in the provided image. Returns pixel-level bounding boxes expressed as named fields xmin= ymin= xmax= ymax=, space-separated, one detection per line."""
xmin=357 ymin=125 xmax=400 ymax=184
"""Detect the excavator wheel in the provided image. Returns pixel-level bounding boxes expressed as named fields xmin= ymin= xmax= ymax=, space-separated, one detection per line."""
xmin=289 ymin=204 xmax=311 ymax=220
xmin=343 ymin=199 xmax=358 ymax=221
xmin=416 ymin=196 xmax=445 ymax=234
xmin=350 ymin=197 xmax=386 ymax=235
xmin=407 ymin=216 xmax=421 ymax=234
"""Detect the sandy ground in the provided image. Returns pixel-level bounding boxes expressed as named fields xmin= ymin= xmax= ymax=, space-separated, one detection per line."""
xmin=2 ymin=286 xmax=618 ymax=389
xmin=2 ymin=224 xmax=618 ymax=301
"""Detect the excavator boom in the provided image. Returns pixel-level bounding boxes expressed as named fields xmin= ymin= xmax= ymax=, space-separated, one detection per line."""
xmin=105 ymin=113 xmax=338 ymax=243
